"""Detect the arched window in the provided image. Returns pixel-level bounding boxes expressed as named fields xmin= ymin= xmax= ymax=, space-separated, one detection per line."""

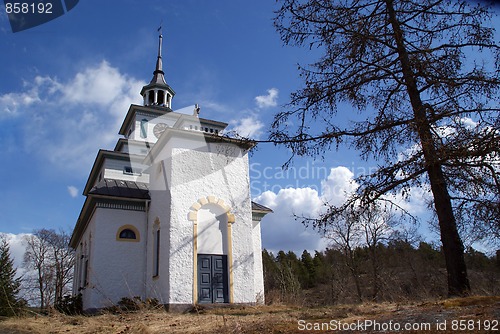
xmin=119 ymin=229 xmax=136 ymax=239
xmin=116 ymin=225 xmax=140 ymax=242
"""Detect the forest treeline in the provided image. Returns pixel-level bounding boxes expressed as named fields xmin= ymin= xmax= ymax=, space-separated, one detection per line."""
xmin=262 ymin=242 xmax=500 ymax=306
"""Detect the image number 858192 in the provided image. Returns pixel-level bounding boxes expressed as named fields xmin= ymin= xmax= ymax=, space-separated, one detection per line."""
xmin=5 ymin=2 xmax=53 ymax=14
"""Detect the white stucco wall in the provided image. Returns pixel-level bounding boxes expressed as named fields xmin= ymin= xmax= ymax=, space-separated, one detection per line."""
xmin=84 ymin=208 xmax=147 ymax=310
xmin=252 ymin=219 xmax=265 ymax=303
xmin=164 ymin=139 xmax=257 ymax=304
xmin=146 ymin=160 xmax=173 ymax=305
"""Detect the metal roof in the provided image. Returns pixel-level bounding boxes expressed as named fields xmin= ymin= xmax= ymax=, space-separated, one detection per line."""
xmin=89 ymin=178 xmax=150 ymax=200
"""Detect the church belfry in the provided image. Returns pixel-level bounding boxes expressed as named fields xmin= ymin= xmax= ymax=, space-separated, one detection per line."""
xmin=140 ymin=32 xmax=175 ymax=108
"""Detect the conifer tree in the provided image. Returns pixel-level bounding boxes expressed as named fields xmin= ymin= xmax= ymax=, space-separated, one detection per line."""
xmin=0 ymin=236 xmax=21 ymax=316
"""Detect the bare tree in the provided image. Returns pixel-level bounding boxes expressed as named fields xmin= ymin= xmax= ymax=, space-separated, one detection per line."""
xmin=23 ymin=234 xmax=52 ymax=309
xmin=271 ymin=0 xmax=500 ymax=296
xmin=359 ymin=205 xmax=401 ymax=300
xmin=44 ymin=230 xmax=74 ymax=305
xmin=23 ymin=229 xmax=74 ymax=308
xmin=324 ymin=208 xmax=364 ymax=302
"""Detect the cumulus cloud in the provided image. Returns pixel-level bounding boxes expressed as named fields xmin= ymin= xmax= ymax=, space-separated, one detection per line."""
xmin=229 ymin=115 xmax=264 ymax=139
xmin=67 ymin=186 xmax=79 ymax=198
xmin=255 ymin=166 xmax=358 ymax=253
xmin=255 ymin=88 xmax=278 ymax=109
xmin=320 ymin=166 xmax=358 ymax=206
xmin=256 ymin=187 xmax=325 ymax=253
xmin=0 ymin=60 xmax=145 ymax=175
xmin=255 ymin=165 xmax=429 ymax=254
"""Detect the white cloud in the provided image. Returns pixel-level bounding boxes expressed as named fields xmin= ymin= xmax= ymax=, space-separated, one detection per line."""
xmin=320 ymin=166 xmax=358 ymax=205
xmin=67 ymin=186 xmax=79 ymax=198
xmin=0 ymin=88 xmax=41 ymax=119
xmin=255 ymin=165 xmax=430 ymax=253
xmin=229 ymin=115 xmax=264 ymax=139
xmin=256 ymin=187 xmax=324 ymax=253
xmin=255 ymin=166 xmax=359 ymax=253
xmin=0 ymin=60 xmax=145 ymax=175
xmin=255 ymin=88 xmax=278 ymax=109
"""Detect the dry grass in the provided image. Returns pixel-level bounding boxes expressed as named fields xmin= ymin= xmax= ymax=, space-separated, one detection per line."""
xmin=0 ymin=296 xmax=499 ymax=333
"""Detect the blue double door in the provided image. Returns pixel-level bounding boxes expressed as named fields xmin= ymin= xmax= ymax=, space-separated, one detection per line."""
xmin=197 ymin=254 xmax=229 ymax=304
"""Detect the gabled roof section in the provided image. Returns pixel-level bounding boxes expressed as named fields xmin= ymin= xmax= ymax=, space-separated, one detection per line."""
xmin=251 ymin=201 xmax=273 ymax=213
xmin=89 ymin=178 xmax=150 ymax=200
xmin=83 ymin=149 xmax=148 ymax=196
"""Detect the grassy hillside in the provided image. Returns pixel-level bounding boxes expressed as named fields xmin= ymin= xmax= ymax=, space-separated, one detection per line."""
xmin=1 ymin=296 xmax=499 ymax=333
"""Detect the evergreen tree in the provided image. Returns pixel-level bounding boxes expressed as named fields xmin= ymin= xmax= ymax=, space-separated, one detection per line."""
xmin=300 ymin=250 xmax=316 ymax=288
xmin=0 ymin=236 xmax=21 ymax=316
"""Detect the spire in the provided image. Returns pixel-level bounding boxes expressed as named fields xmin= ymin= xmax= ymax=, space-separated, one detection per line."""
xmin=140 ymin=27 xmax=176 ymax=108
xmin=150 ymin=32 xmax=166 ymax=85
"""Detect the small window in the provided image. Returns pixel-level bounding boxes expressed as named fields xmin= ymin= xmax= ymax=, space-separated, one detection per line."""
xmin=210 ymin=128 xmax=214 ymax=133
xmin=140 ymin=119 xmax=148 ymax=138
xmin=124 ymin=166 xmax=133 ymax=175
xmin=83 ymin=259 xmax=89 ymax=287
xmin=116 ymin=225 xmax=140 ymax=242
xmin=205 ymin=127 xmax=208 ymax=132
xmin=215 ymin=129 xmax=219 ymax=135
xmin=124 ymin=166 xmax=142 ymax=175
xmin=153 ymin=229 xmax=160 ymax=277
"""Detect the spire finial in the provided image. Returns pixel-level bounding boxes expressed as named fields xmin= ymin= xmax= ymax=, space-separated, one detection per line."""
xmin=157 ymin=21 xmax=163 ymax=58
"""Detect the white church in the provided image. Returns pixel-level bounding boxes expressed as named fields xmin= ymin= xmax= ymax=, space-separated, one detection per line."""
xmin=69 ymin=33 xmax=272 ymax=311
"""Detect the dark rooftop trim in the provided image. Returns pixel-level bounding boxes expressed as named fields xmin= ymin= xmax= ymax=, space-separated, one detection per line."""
xmin=251 ymin=201 xmax=273 ymax=213
xmin=114 ymin=138 xmax=155 ymax=153
xmin=89 ymin=178 xmax=150 ymax=200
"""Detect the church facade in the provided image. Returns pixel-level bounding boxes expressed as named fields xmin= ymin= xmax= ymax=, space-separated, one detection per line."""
xmin=69 ymin=34 xmax=271 ymax=311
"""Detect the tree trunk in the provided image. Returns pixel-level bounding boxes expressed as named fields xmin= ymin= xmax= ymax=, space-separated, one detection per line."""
xmin=385 ymin=0 xmax=470 ymax=296
xmin=346 ymin=248 xmax=363 ymax=302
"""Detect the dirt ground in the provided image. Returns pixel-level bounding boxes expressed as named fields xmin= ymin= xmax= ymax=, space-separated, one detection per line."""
xmin=0 ymin=296 xmax=499 ymax=333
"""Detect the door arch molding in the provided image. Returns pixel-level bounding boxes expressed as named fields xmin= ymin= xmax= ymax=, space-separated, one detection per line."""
xmin=188 ymin=196 xmax=235 ymax=304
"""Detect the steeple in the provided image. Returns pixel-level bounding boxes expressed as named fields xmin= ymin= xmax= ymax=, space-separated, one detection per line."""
xmin=150 ymin=33 xmax=166 ymax=86
xmin=140 ymin=31 xmax=175 ymax=109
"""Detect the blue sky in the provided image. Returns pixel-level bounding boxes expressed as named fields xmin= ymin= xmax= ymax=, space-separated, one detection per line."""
xmin=1 ymin=1 xmax=492 ymax=267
